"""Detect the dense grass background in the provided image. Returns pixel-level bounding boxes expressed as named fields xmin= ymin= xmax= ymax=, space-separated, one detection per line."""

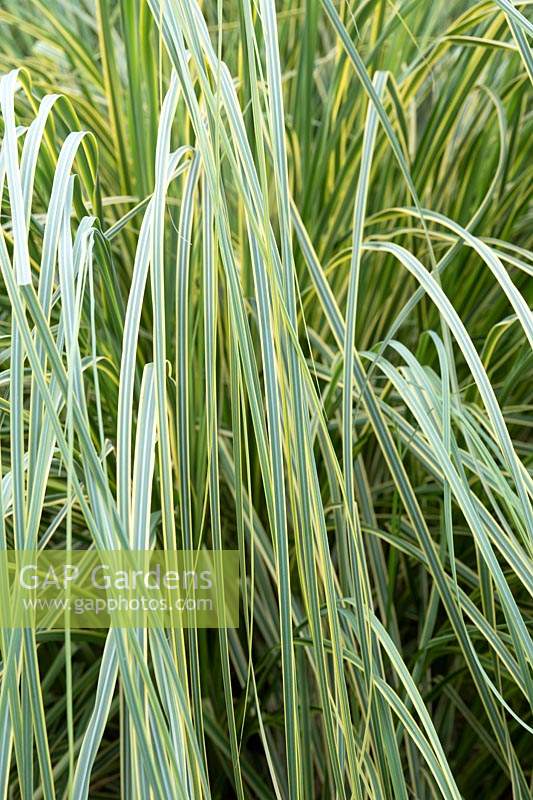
xmin=0 ymin=0 xmax=532 ymax=797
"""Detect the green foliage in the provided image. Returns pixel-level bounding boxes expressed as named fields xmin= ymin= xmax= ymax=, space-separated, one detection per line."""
xmin=0 ymin=0 xmax=532 ymax=797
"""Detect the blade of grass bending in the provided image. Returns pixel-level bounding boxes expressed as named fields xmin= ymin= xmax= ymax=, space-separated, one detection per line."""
xmin=203 ymin=173 xmax=243 ymax=798
xmin=71 ymin=636 xmax=118 ymax=800
xmin=292 ymin=205 xmax=530 ymax=788
xmin=1 ymin=70 xmax=56 ymax=799
xmin=1 ymin=89 xmax=69 ymax=798
xmin=359 ymin=340 xmax=533 ymax=725
xmin=364 ymin=237 xmax=533 ymax=543
xmin=0 ymin=70 xmax=31 ymax=284
xmin=340 ymin=85 xmax=508 ymax=427
xmin=493 ymin=0 xmax=533 ymax=37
